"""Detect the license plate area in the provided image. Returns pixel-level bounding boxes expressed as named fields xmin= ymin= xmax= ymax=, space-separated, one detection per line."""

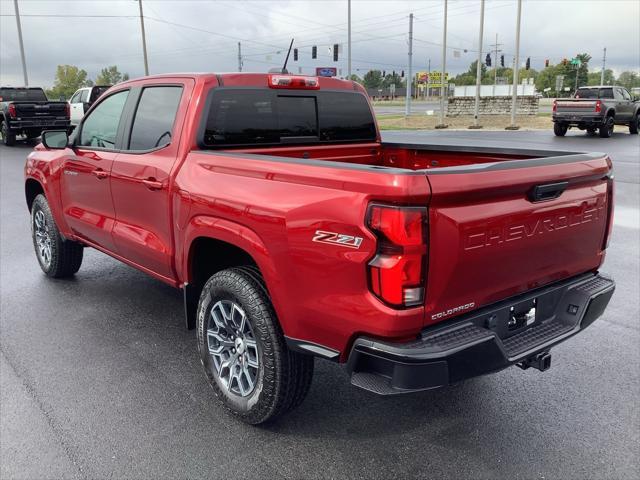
xmin=485 ymin=297 xmax=541 ymax=339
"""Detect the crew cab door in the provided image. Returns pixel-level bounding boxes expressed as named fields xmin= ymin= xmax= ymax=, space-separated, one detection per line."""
xmin=109 ymin=82 xmax=191 ymax=280
xmin=616 ymin=88 xmax=633 ymax=120
xmin=61 ymin=89 xmax=130 ymax=251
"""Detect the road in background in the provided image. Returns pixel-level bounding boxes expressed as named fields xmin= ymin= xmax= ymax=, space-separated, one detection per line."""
xmin=1 ymin=131 xmax=638 ymax=479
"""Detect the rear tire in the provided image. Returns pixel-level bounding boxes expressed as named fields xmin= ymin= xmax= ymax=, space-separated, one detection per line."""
xmin=1 ymin=121 xmax=16 ymax=146
xmin=197 ymin=267 xmax=314 ymax=424
xmin=31 ymin=194 xmax=84 ymax=277
xmin=599 ymin=116 xmax=614 ymax=138
xmin=630 ymin=114 xmax=639 ymax=135
xmin=553 ymin=123 xmax=568 ymax=137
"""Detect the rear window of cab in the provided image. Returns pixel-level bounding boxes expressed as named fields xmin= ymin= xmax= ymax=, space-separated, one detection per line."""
xmin=201 ymin=89 xmax=376 ymax=147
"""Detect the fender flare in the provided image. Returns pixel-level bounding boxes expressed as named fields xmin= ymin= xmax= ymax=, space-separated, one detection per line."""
xmin=24 ymin=163 xmax=72 ymax=238
xmin=180 ymin=215 xmax=288 ymax=330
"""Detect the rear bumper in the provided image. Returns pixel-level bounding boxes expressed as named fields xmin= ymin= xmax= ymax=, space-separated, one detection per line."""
xmin=553 ymin=115 xmax=605 ymax=126
xmin=346 ymin=273 xmax=615 ymax=395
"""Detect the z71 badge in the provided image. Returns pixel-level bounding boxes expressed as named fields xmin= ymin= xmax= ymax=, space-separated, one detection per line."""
xmin=312 ymin=230 xmax=363 ymax=249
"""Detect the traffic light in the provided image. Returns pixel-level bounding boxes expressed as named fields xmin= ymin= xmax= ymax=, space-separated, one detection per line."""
xmin=293 ymin=48 xmax=298 ymax=61
xmin=485 ymin=53 xmax=491 ymax=67
xmin=401 ymin=70 xmax=404 ymax=78
xmin=312 ymin=46 xmax=317 ymax=59
xmin=545 ymin=59 xmax=549 ymax=68
xmin=500 ymin=55 xmax=504 ymax=67
xmin=525 ymin=57 xmax=530 ymax=70
xmin=333 ymin=44 xmax=339 ymax=61
xmin=382 ymin=70 xmax=386 ymax=77
xmin=392 ymin=70 xmax=396 ymax=77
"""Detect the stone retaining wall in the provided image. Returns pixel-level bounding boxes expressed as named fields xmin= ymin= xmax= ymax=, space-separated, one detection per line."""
xmin=447 ymin=96 xmax=539 ymax=116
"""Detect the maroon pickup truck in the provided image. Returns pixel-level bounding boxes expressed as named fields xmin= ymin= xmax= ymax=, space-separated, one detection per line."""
xmin=25 ymin=73 xmax=615 ymax=424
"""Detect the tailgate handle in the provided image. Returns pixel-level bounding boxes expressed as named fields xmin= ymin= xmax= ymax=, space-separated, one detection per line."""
xmin=528 ymin=181 xmax=568 ymax=202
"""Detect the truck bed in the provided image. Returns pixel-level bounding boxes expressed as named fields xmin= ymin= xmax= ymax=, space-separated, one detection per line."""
xmin=193 ymin=141 xmax=612 ymax=334
xmin=230 ymin=142 xmax=598 ymax=171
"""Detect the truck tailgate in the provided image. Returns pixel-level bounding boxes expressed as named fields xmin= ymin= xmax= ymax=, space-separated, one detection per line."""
xmin=424 ymin=153 xmax=612 ymax=327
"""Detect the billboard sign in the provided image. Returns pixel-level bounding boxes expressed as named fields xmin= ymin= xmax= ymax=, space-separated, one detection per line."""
xmin=316 ymin=67 xmax=337 ymax=77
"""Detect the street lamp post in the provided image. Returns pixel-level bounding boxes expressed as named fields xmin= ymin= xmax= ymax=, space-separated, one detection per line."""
xmin=436 ymin=0 xmax=448 ymax=129
xmin=507 ymin=0 xmax=522 ymax=130
xmin=470 ymin=0 xmax=485 ymax=129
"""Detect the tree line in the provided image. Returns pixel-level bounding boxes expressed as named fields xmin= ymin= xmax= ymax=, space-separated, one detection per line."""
xmin=46 ymin=65 xmax=130 ymax=100
xmin=353 ymin=52 xmax=639 ymax=96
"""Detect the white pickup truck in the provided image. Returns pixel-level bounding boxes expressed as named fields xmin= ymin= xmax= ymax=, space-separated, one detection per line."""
xmin=68 ymin=85 xmax=111 ymax=125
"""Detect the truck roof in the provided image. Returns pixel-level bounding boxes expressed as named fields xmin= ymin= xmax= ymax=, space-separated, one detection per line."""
xmin=578 ymin=86 xmax=613 ymax=89
xmin=116 ymin=72 xmax=361 ymax=91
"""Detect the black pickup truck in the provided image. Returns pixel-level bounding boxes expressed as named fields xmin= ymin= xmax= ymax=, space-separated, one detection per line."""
xmin=0 ymin=87 xmax=70 ymax=146
xmin=552 ymin=86 xmax=640 ymax=138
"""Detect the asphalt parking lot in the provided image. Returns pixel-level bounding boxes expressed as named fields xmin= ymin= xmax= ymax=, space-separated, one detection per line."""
xmin=1 ymin=129 xmax=638 ymax=479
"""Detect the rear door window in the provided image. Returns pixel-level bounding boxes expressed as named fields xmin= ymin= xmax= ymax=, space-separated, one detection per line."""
xmin=203 ymin=89 xmax=375 ymax=147
xmin=128 ymin=86 xmax=183 ymax=150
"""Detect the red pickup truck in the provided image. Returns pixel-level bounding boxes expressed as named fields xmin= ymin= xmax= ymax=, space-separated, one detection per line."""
xmin=24 ymin=73 xmax=615 ymax=424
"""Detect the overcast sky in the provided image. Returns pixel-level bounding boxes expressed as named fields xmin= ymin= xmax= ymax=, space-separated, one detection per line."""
xmin=1 ymin=0 xmax=639 ymax=88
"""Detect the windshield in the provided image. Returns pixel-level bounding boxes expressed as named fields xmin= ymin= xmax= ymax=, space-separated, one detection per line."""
xmin=202 ymin=89 xmax=376 ymax=147
xmin=575 ymin=88 xmax=613 ymax=99
xmin=0 ymin=88 xmax=48 ymax=102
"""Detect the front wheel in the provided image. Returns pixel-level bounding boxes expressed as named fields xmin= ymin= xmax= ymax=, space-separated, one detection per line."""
xmin=197 ymin=267 xmax=314 ymax=424
xmin=1 ymin=121 xmax=16 ymax=146
xmin=630 ymin=115 xmax=639 ymax=135
xmin=31 ymin=194 xmax=84 ymax=277
xmin=599 ymin=116 xmax=614 ymax=138
xmin=553 ymin=123 xmax=568 ymax=137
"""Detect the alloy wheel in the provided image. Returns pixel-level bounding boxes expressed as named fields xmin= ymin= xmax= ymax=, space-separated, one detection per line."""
xmin=33 ymin=209 xmax=52 ymax=268
xmin=207 ymin=300 xmax=259 ymax=397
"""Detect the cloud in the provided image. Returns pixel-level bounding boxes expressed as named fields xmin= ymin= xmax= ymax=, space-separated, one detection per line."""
xmin=1 ymin=0 xmax=638 ymax=88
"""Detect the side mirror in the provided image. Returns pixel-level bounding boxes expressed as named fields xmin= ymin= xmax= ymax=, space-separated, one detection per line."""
xmin=41 ymin=130 xmax=69 ymax=149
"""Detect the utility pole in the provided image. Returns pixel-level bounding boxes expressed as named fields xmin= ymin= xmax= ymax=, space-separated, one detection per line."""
xmin=347 ymin=0 xmax=352 ymax=79
xmin=507 ymin=0 xmax=522 ymax=130
xmin=405 ymin=13 xmax=413 ymax=116
xmin=137 ymin=0 xmax=149 ymax=76
xmin=489 ymin=33 xmax=502 ymax=96
xmin=237 ymin=42 xmax=243 ymax=72
xmin=436 ymin=0 xmax=448 ymax=128
xmin=13 ymin=0 xmax=28 ymax=86
xmin=427 ymin=58 xmax=431 ymax=100
xmin=470 ymin=0 xmax=485 ymax=129
xmin=600 ymin=47 xmax=607 ymax=85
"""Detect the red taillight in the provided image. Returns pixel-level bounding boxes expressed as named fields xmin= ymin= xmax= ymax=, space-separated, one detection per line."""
xmin=595 ymin=100 xmax=602 ymax=113
xmin=268 ymin=74 xmax=320 ymax=90
xmin=552 ymin=100 xmax=557 ymax=113
xmin=65 ymin=102 xmax=70 ymax=118
xmin=8 ymin=104 xmax=17 ymax=118
xmin=367 ymin=204 xmax=427 ymax=308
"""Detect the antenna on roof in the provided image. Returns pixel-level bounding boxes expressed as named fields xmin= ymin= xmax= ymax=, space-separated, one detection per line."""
xmin=281 ymin=39 xmax=294 ymax=74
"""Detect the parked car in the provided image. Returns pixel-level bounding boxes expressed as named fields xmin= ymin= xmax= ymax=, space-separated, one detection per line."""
xmin=552 ymin=85 xmax=639 ymax=137
xmin=25 ymin=73 xmax=615 ymax=424
xmin=68 ymin=85 xmax=111 ymax=125
xmin=0 ymin=87 xmax=70 ymax=146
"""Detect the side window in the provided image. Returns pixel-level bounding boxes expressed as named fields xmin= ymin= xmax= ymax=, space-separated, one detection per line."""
xmin=599 ymin=88 xmax=613 ymax=99
xmin=70 ymin=91 xmax=82 ymax=104
xmin=621 ymin=89 xmax=631 ymax=101
xmin=79 ymin=90 xmax=129 ymax=149
xmin=79 ymin=89 xmax=89 ymax=103
xmin=128 ymin=86 xmax=183 ymax=150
